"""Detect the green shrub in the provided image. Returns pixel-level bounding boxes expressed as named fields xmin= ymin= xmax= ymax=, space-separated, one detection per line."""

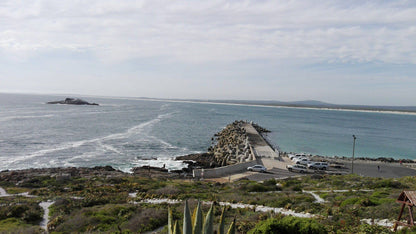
xmin=372 ymin=179 xmax=405 ymax=189
xmin=358 ymin=223 xmax=392 ymax=234
xmin=247 ymin=184 xmax=269 ymax=192
xmin=340 ymin=197 xmax=360 ymax=207
xmin=0 ymin=202 xmax=42 ymax=223
xmin=0 ymin=218 xmax=43 ymax=233
xmin=248 ymin=216 xmax=327 ymax=234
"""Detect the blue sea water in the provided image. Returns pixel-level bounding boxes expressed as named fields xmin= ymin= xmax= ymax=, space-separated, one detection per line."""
xmin=1 ymin=93 xmax=415 ymax=172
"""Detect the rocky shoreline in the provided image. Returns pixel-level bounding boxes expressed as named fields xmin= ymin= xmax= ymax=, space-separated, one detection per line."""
xmin=0 ymin=165 xmax=194 ymax=184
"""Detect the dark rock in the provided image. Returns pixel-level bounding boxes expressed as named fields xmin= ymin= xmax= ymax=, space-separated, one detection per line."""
xmin=47 ymin=98 xmax=99 ymax=105
xmin=176 ymin=153 xmax=216 ymax=169
xmin=131 ymin=166 xmax=168 ymax=174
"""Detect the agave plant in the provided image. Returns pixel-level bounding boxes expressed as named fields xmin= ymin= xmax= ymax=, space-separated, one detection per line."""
xmin=168 ymin=201 xmax=236 ymax=234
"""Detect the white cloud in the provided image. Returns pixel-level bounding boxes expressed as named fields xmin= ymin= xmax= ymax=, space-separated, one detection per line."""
xmin=1 ymin=0 xmax=416 ymax=64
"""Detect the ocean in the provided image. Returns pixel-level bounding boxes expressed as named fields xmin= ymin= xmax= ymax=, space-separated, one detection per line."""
xmin=1 ymin=93 xmax=415 ymax=172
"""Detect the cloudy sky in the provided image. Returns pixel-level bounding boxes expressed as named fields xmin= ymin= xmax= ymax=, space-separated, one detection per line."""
xmin=1 ymin=0 xmax=415 ymax=105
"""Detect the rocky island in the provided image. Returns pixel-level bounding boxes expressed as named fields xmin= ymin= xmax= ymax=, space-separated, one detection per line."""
xmin=47 ymin=98 xmax=99 ymax=105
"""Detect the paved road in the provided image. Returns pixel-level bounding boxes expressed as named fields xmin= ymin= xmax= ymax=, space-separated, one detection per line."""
xmin=238 ymin=161 xmax=416 ymax=182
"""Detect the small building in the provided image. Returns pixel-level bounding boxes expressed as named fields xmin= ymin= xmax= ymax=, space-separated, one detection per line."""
xmin=394 ymin=190 xmax=416 ymax=231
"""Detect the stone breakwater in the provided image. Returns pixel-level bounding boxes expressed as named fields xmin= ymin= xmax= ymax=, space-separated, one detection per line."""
xmin=209 ymin=120 xmax=254 ymax=166
xmin=178 ymin=120 xmax=270 ymax=168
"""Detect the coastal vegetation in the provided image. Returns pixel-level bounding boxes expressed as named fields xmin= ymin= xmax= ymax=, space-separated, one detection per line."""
xmin=1 ymin=167 xmax=416 ymax=233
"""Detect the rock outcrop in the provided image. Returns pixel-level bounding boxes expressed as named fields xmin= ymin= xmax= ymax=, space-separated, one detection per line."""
xmin=47 ymin=98 xmax=99 ymax=105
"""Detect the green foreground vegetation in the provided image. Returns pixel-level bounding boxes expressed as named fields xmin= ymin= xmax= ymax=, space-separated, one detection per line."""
xmin=2 ymin=173 xmax=416 ymax=233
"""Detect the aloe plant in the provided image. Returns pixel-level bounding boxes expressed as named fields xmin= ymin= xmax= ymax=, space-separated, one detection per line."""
xmin=168 ymin=201 xmax=234 ymax=234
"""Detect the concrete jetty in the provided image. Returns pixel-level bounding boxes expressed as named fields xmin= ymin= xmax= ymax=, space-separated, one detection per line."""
xmin=243 ymin=123 xmax=279 ymax=159
xmin=193 ymin=121 xmax=291 ymax=179
xmin=242 ymin=122 xmax=291 ymax=171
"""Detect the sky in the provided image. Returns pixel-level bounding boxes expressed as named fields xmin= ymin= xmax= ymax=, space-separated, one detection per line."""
xmin=1 ymin=0 xmax=416 ymax=106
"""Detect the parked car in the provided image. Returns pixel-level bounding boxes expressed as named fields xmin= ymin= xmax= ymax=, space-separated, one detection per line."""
xmin=247 ymin=165 xmax=267 ymax=172
xmin=307 ymin=162 xmax=329 ymax=170
xmin=295 ymin=158 xmax=311 ymax=165
xmin=286 ymin=164 xmax=307 ymax=173
xmin=290 ymin=153 xmax=307 ymax=161
xmin=292 ymin=156 xmax=307 ymax=163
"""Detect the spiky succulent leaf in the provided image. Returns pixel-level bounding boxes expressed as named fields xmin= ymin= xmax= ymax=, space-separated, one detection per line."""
xmin=226 ymin=218 xmax=235 ymax=234
xmin=203 ymin=203 xmax=214 ymax=234
xmin=183 ymin=200 xmax=192 ymax=234
xmin=218 ymin=207 xmax=225 ymax=234
xmin=193 ymin=201 xmax=203 ymax=234
xmin=168 ymin=207 xmax=173 ymax=234
xmin=173 ymin=220 xmax=180 ymax=234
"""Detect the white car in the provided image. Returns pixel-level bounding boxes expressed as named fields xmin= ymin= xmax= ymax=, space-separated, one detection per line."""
xmin=292 ymin=156 xmax=307 ymax=163
xmin=290 ymin=153 xmax=307 ymax=161
xmin=286 ymin=164 xmax=307 ymax=173
xmin=295 ymin=158 xmax=311 ymax=165
xmin=247 ymin=165 xmax=267 ymax=172
xmin=307 ymin=162 xmax=329 ymax=170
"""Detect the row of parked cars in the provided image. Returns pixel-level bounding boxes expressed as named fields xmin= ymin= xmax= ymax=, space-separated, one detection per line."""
xmin=286 ymin=153 xmax=329 ymax=173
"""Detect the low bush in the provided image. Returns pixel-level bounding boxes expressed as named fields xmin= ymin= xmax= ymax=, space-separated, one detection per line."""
xmin=0 ymin=202 xmax=42 ymax=223
xmin=51 ymin=204 xmax=167 ymax=233
xmin=0 ymin=218 xmax=43 ymax=233
xmin=248 ymin=216 xmax=327 ymax=234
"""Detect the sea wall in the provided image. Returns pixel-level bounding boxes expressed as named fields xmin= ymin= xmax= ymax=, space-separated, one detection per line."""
xmin=193 ymin=160 xmax=258 ymax=178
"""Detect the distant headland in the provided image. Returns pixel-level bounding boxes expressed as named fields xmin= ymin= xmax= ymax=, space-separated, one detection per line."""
xmin=136 ymin=97 xmax=416 ymax=115
xmin=47 ymin=98 xmax=99 ymax=106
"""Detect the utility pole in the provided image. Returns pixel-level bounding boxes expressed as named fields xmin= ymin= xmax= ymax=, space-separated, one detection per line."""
xmin=351 ymin=135 xmax=357 ymax=174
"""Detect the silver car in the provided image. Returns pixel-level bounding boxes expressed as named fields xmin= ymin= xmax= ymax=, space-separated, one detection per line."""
xmin=247 ymin=165 xmax=267 ymax=172
xmin=307 ymin=162 xmax=329 ymax=170
xmin=286 ymin=164 xmax=307 ymax=173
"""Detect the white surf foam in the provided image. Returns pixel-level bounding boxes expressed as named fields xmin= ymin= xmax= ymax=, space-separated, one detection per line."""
xmin=6 ymin=113 xmax=173 ymax=167
xmin=0 ymin=114 xmax=55 ymax=122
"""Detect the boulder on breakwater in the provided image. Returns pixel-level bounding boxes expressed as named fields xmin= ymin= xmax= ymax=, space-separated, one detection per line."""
xmin=47 ymin=98 xmax=99 ymax=105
